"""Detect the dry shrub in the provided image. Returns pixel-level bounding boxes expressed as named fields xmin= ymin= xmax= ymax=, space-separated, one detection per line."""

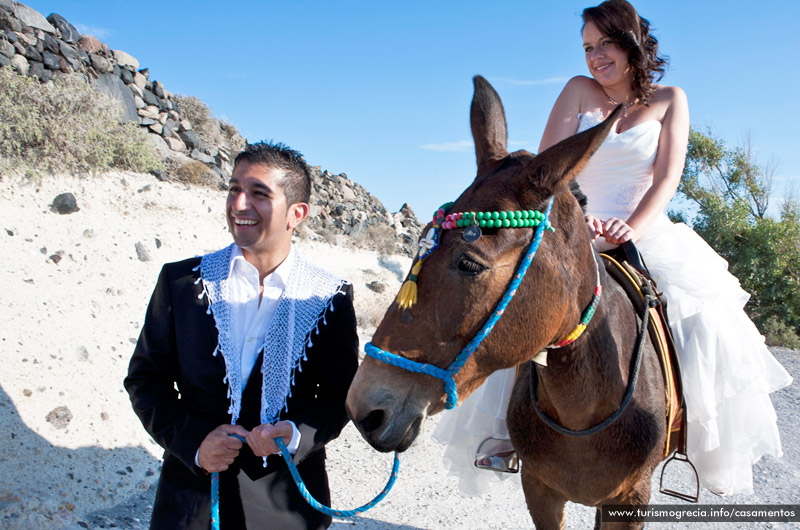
xmin=0 ymin=66 xmax=161 ymax=176
xmin=174 ymin=95 xmax=245 ymax=155
xmin=174 ymin=160 xmax=218 ymax=186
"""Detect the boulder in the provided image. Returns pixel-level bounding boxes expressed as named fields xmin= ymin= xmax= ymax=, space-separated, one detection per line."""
xmin=144 ymin=133 xmax=171 ymax=157
xmin=89 ymin=53 xmax=112 ymax=73
xmin=58 ymin=38 xmax=78 ymax=59
xmin=138 ymin=116 xmax=156 ymax=126
xmin=10 ymin=53 xmax=28 ymax=75
xmin=128 ymin=81 xmax=143 ymax=98
xmin=78 ymin=34 xmax=102 ymax=54
xmin=15 ymin=4 xmax=56 ymax=33
xmin=95 ymin=74 xmax=138 ymax=123
xmin=43 ymin=32 xmax=59 ymax=53
xmin=3 ymin=29 xmax=17 ymax=43
xmin=164 ymin=136 xmax=186 ymax=152
xmin=57 ymin=55 xmax=71 ymax=73
xmin=132 ymin=70 xmax=146 ymax=90
xmin=0 ymin=38 xmax=13 ymax=58
xmin=138 ymin=105 xmax=160 ymax=119
xmin=42 ymin=50 xmax=59 ymax=70
xmin=46 ymin=13 xmax=80 ymax=43
xmin=141 ymin=88 xmax=162 ymax=108
xmin=0 ymin=53 xmax=9 ymax=67
xmin=190 ymin=149 xmax=215 ymax=165
xmin=148 ymin=122 xmax=163 ymax=135
xmin=119 ymin=67 xmax=133 ymax=84
xmin=137 ymin=67 xmax=149 ymax=79
xmin=112 ymin=49 xmax=139 ymax=70
xmin=24 ymin=44 xmax=41 ymax=62
xmin=52 ymin=192 xmax=80 ymax=214
xmin=133 ymin=94 xmax=145 ymax=109
xmin=152 ymin=80 xmax=164 ymax=98
xmin=28 ymin=60 xmax=51 ymax=81
xmin=0 ymin=0 xmax=12 ymax=14
xmin=0 ymin=12 xmax=21 ymax=33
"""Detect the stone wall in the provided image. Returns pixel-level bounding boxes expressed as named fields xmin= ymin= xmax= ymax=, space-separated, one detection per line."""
xmin=0 ymin=0 xmax=422 ymax=255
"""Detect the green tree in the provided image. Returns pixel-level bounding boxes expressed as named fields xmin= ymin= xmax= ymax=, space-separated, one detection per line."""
xmin=670 ymin=128 xmax=800 ymax=348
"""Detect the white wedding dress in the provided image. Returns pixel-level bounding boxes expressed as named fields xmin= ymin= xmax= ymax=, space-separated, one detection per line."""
xmin=433 ymin=110 xmax=792 ymax=497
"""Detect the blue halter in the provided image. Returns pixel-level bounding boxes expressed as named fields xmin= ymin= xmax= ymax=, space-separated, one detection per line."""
xmin=365 ymin=196 xmax=554 ymax=409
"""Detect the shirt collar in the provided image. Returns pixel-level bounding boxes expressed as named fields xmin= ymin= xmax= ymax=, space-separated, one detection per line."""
xmin=228 ymin=244 xmax=294 ymax=288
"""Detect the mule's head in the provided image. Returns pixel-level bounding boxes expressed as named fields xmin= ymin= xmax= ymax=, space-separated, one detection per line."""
xmin=346 ymin=76 xmax=620 ymax=452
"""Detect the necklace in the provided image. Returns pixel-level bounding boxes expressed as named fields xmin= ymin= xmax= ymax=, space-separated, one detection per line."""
xmin=604 ymin=93 xmax=637 ymax=117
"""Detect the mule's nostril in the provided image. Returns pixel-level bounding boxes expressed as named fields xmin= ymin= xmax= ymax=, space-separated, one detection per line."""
xmin=359 ymin=409 xmax=385 ymax=434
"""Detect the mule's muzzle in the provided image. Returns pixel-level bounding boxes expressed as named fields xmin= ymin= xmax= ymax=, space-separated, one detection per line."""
xmin=347 ymin=402 xmax=424 ymax=453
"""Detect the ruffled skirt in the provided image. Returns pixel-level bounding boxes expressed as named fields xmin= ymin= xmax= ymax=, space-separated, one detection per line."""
xmin=433 ymin=216 xmax=792 ymax=496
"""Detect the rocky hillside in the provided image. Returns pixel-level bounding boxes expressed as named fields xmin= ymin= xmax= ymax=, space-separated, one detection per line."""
xmin=0 ymin=0 xmax=423 ymax=255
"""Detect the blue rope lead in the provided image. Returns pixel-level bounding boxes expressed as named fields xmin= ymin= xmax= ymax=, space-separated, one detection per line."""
xmin=211 ymin=434 xmax=400 ymax=529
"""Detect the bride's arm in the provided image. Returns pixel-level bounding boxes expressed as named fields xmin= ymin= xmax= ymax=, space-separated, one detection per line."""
xmin=538 ymin=76 xmax=591 ymax=152
xmin=604 ymin=86 xmax=689 ymax=244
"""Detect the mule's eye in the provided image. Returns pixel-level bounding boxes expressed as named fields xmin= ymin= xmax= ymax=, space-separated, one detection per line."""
xmin=457 ymin=256 xmax=486 ymax=275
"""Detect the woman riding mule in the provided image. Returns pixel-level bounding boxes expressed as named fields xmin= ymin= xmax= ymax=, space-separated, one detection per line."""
xmin=346 ymin=76 xmax=670 ymax=529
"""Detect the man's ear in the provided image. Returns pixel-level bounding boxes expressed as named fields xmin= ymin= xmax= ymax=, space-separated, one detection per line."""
xmin=287 ymin=202 xmax=309 ymax=230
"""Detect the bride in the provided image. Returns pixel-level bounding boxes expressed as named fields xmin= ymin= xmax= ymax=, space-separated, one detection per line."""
xmin=433 ymin=0 xmax=792 ymax=497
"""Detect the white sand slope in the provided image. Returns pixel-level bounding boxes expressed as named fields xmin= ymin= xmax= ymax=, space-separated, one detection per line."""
xmin=0 ymin=171 xmax=797 ymax=529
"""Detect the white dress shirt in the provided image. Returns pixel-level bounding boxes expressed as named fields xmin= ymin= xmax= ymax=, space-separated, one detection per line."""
xmin=195 ymin=245 xmax=300 ymax=468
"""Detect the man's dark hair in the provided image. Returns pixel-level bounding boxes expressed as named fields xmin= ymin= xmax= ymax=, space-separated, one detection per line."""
xmin=233 ymin=141 xmax=312 ymax=206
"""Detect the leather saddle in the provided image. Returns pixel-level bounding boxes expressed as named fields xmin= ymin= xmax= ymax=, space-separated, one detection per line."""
xmin=600 ymin=241 xmax=699 ymax=502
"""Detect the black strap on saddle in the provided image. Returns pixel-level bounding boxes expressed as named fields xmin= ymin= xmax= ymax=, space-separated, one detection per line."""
xmin=602 ymin=241 xmax=699 ymax=503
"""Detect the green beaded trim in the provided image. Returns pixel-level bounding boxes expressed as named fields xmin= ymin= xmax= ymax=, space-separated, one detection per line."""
xmin=440 ymin=210 xmax=554 ymax=231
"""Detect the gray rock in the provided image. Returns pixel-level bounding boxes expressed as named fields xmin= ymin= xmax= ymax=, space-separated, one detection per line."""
xmin=148 ymin=122 xmax=163 ymax=135
xmin=128 ymin=81 xmax=143 ymax=98
xmin=47 ymin=13 xmax=80 ymax=43
xmin=149 ymin=169 xmax=167 ymax=181
xmin=3 ymin=28 xmax=17 ymax=43
xmin=58 ymin=38 xmax=78 ymax=59
xmin=42 ymin=50 xmax=60 ymax=70
xmin=141 ymin=88 xmax=161 ymax=108
xmin=77 ymin=47 xmax=89 ymax=65
xmin=0 ymin=0 xmax=12 ymax=14
xmin=76 ymin=345 xmax=89 ymax=362
xmin=24 ymin=44 xmax=41 ymax=62
xmin=135 ymin=241 xmax=151 ymax=262
xmin=28 ymin=60 xmax=51 ymax=81
xmin=15 ymin=4 xmax=56 ymax=34
xmin=138 ymin=116 xmax=156 ymax=126
xmin=0 ymin=38 xmax=13 ymax=57
xmin=52 ymin=192 xmax=80 ymax=214
xmin=190 ymin=149 xmax=215 ymax=165
xmin=45 ymin=406 xmax=72 ymax=429
xmin=120 ymin=67 xmax=133 ymax=84
xmin=89 ymin=53 xmax=112 ymax=74
xmin=0 ymin=53 xmax=9 ymax=67
xmin=78 ymin=34 xmax=102 ymax=54
xmin=366 ymin=281 xmax=386 ymax=293
xmin=43 ymin=32 xmax=60 ymax=53
xmin=179 ymin=130 xmax=200 ymax=150
xmin=10 ymin=53 xmax=28 ymax=75
xmin=152 ymin=80 xmax=164 ymax=98
xmin=0 ymin=12 xmax=21 ymax=33
xmin=95 ymin=73 xmax=138 ymax=123
xmin=133 ymin=94 xmax=145 ymax=109
xmin=112 ymin=63 xmax=120 ymax=77
xmin=112 ymin=49 xmax=139 ymax=69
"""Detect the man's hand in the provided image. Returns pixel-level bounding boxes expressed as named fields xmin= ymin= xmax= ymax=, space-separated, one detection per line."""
xmin=197 ymin=424 xmax=250 ymax=472
xmin=246 ymin=421 xmax=294 ymax=457
xmin=601 ymin=217 xmax=636 ymax=245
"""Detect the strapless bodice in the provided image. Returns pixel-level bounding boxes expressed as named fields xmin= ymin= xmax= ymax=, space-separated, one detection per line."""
xmin=575 ymin=110 xmax=661 ymax=222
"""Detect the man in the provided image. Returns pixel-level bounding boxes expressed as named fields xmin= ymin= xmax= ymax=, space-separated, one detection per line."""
xmin=125 ymin=141 xmax=359 ymax=529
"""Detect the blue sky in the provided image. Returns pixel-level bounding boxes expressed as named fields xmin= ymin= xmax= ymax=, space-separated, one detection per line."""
xmin=26 ymin=0 xmax=800 ymax=219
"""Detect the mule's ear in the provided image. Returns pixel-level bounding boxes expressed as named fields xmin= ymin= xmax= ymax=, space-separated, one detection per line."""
xmin=532 ymin=105 xmax=623 ymax=192
xmin=470 ymin=75 xmax=509 ymax=178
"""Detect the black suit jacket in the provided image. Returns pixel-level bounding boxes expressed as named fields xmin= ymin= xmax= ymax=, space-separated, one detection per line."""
xmin=124 ymin=256 xmax=359 ymax=529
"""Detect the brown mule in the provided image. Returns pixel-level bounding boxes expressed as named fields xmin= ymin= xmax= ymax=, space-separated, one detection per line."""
xmin=346 ymin=76 xmax=667 ymax=529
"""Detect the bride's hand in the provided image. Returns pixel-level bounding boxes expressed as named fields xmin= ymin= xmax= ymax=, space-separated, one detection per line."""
xmin=602 ymin=217 xmax=635 ymax=245
xmin=584 ymin=215 xmax=604 ymax=240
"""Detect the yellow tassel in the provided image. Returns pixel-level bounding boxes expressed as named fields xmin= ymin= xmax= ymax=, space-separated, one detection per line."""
xmin=396 ymin=260 xmax=423 ymax=310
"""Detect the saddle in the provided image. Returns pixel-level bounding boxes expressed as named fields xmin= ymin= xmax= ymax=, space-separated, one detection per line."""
xmin=600 ymin=241 xmax=699 ymax=502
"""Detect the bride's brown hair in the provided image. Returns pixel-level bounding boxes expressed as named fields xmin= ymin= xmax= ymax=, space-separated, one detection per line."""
xmin=582 ymin=0 xmax=668 ymax=103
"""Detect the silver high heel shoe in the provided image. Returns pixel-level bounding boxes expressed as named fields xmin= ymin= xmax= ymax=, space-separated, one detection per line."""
xmin=474 ymin=437 xmax=519 ymax=473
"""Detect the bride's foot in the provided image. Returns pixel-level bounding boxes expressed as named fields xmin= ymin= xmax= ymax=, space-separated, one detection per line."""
xmin=474 ymin=437 xmax=519 ymax=473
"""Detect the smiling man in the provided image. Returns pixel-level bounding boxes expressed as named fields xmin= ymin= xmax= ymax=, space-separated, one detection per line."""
xmin=125 ymin=141 xmax=359 ymax=529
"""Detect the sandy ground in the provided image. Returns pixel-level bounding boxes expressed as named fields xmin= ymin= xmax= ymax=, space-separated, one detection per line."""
xmin=0 ymin=171 xmax=797 ymax=529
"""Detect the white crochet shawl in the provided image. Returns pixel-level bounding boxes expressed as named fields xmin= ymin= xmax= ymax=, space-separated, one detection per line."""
xmin=196 ymin=243 xmax=346 ymax=428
